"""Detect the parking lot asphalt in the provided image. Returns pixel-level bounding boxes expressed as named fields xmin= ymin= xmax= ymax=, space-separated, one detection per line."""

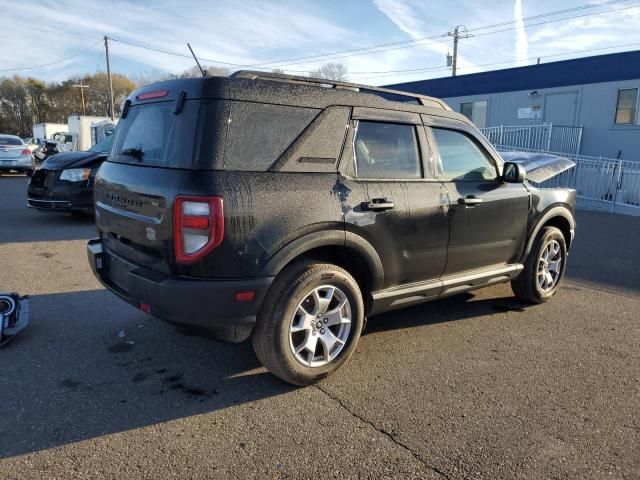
xmin=0 ymin=174 xmax=638 ymax=479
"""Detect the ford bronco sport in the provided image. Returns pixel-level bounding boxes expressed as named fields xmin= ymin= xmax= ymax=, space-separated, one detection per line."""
xmin=87 ymin=71 xmax=576 ymax=385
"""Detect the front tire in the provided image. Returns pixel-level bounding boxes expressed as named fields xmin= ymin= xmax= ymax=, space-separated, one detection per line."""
xmin=511 ymin=226 xmax=567 ymax=303
xmin=252 ymin=261 xmax=364 ymax=386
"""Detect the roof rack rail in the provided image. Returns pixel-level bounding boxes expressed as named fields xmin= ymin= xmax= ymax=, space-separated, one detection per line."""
xmin=230 ymin=70 xmax=449 ymax=110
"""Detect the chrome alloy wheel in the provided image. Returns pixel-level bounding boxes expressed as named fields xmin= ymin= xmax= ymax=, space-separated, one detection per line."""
xmin=289 ymin=285 xmax=352 ymax=368
xmin=537 ymin=239 xmax=562 ymax=292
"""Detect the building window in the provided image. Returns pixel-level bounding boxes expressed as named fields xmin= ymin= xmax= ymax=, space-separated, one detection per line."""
xmin=460 ymin=101 xmax=487 ymax=128
xmin=615 ymin=88 xmax=638 ymax=125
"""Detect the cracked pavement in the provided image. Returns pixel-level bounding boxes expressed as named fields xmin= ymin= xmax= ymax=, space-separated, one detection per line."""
xmin=0 ymin=175 xmax=638 ymax=479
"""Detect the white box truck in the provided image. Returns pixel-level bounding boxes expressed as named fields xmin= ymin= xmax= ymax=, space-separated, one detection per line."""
xmin=67 ymin=116 xmax=116 ymax=151
xmin=32 ymin=123 xmax=69 ymax=141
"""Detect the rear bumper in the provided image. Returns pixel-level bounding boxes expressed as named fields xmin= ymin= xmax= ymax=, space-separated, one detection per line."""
xmin=0 ymin=158 xmax=34 ymax=171
xmin=87 ymin=239 xmax=273 ymax=342
xmin=0 ymin=166 xmax=33 ymax=172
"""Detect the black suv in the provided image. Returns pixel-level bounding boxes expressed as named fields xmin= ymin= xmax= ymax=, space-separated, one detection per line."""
xmin=88 ymin=71 xmax=576 ymax=385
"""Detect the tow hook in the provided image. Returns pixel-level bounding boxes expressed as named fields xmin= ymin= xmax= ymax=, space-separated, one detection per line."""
xmin=0 ymin=293 xmax=29 ymax=346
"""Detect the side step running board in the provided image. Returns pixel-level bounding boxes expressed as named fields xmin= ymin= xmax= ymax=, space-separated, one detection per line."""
xmin=369 ymin=264 xmax=523 ymax=316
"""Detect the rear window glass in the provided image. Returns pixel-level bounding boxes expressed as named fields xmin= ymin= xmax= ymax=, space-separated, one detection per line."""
xmin=222 ymin=102 xmax=318 ymax=171
xmin=110 ymin=101 xmax=198 ymax=168
xmin=0 ymin=137 xmax=23 ymax=146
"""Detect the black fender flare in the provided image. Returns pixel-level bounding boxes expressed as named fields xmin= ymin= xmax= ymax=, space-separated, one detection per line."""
xmin=259 ymin=230 xmax=385 ymax=291
xmin=522 ymin=206 xmax=576 ymax=261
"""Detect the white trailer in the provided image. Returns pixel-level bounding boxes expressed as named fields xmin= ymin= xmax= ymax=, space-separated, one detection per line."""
xmin=32 ymin=123 xmax=68 ymax=141
xmin=67 ymin=116 xmax=116 ymax=151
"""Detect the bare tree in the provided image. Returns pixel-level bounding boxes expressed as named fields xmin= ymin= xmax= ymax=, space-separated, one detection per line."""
xmin=0 ymin=73 xmax=137 ymax=135
xmin=309 ymin=63 xmax=348 ymax=81
xmin=131 ymin=69 xmax=174 ymax=87
xmin=178 ymin=65 xmax=230 ymax=79
xmin=132 ymin=65 xmax=230 ymax=86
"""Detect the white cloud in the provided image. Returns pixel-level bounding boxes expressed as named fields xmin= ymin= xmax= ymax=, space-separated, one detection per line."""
xmin=0 ymin=0 xmax=357 ymax=79
xmin=514 ymin=0 xmax=528 ymax=66
xmin=373 ymin=0 xmax=479 ymax=76
xmin=1 ymin=0 xmax=638 ymax=85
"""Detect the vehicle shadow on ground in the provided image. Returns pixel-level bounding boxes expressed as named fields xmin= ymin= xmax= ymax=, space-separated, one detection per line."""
xmin=0 ymin=288 xmax=524 ymax=459
xmin=0 ymin=289 xmax=293 ymax=459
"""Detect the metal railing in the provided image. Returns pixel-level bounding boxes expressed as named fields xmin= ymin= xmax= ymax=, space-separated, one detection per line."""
xmin=482 ymin=124 xmax=583 ymax=155
xmin=495 ymin=145 xmax=640 ymax=216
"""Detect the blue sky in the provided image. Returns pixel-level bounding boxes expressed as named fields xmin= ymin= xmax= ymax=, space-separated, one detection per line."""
xmin=2 ymin=0 xmax=640 ymax=85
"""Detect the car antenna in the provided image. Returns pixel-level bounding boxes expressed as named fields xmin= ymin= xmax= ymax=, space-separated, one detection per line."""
xmin=187 ymin=43 xmax=207 ymax=77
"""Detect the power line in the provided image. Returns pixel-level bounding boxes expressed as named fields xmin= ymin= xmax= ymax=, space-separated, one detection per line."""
xmin=471 ymin=3 xmax=640 ymax=39
xmin=107 ymin=37 xmax=315 ymax=73
xmin=0 ymin=39 xmax=103 ymax=72
xmin=2 ymin=0 xmax=637 ymax=78
xmin=465 ymin=0 xmax=632 ymax=33
xmin=354 ymin=41 xmax=640 ymax=83
xmin=108 ymin=37 xmax=252 ymax=68
xmin=249 ymin=35 xmax=449 ymax=68
xmin=109 ymin=0 xmax=640 ymax=71
xmin=255 ymin=0 xmax=637 ymax=68
xmin=265 ymin=2 xmax=640 ymax=69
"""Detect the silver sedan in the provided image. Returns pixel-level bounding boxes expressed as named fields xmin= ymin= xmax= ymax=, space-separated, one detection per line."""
xmin=0 ymin=134 xmax=35 ymax=175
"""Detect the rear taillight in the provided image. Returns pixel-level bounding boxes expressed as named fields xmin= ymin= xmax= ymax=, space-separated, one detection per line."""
xmin=173 ymin=195 xmax=224 ymax=264
xmin=21 ymin=149 xmax=31 ymax=156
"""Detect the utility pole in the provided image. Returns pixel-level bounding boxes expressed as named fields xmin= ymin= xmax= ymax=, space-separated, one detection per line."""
xmin=104 ymin=35 xmax=115 ymax=120
xmin=447 ymin=25 xmax=472 ymax=76
xmin=72 ymin=80 xmax=90 ymax=116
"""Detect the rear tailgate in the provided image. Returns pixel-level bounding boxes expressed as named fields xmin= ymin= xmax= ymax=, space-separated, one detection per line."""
xmin=95 ymin=162 xmax=192 ymax=274
xmin=94 ymin=94 xmax=201 ymax=275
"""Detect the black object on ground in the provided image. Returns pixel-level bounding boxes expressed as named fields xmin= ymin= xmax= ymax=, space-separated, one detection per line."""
xmin=0 ymin=293 xmax=29 ymax=346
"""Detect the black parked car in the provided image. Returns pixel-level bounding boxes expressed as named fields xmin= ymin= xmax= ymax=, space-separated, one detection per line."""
xmin=87 ymin=72 xmax=576 ymax=385
xmin=28 ymin=135 xmax=114 ymax=214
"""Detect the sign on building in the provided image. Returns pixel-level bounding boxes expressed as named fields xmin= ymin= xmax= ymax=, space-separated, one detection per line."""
xmin=518 ymin=106 xmax=542 ymax=120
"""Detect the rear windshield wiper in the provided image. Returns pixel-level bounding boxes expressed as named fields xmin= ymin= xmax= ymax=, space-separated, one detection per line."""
xmin=120 ymin=147 xmax=145 ymax=161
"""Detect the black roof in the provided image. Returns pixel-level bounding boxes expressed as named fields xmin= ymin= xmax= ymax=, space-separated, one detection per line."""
xmin=127 ymin=71 xmax=472 ymax=122
xmin=386 ymin=49 xmax=640 ymax=98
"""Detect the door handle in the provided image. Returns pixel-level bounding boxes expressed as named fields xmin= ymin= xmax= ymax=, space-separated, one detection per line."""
xmin=364 ymin=198 xmax=395 ymax=211
xmin=458 ymin=195 xmax=483 ymax=206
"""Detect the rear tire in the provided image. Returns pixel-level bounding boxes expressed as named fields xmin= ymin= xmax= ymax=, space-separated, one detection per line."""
xmin=511 ymin=226 xmax=567 ymax=303
xmin=252 ymin=261 xmax=364 ymax=386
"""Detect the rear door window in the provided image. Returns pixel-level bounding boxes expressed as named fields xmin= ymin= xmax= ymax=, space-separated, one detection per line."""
xmin=354 ymin=121 xmax=421 ymax=179
xmin=110 ymin=101 xmax=198 ymax=168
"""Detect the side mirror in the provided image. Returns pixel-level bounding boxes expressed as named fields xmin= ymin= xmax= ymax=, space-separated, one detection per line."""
xmin=503 ymin=162 xmax=526 ymax=183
